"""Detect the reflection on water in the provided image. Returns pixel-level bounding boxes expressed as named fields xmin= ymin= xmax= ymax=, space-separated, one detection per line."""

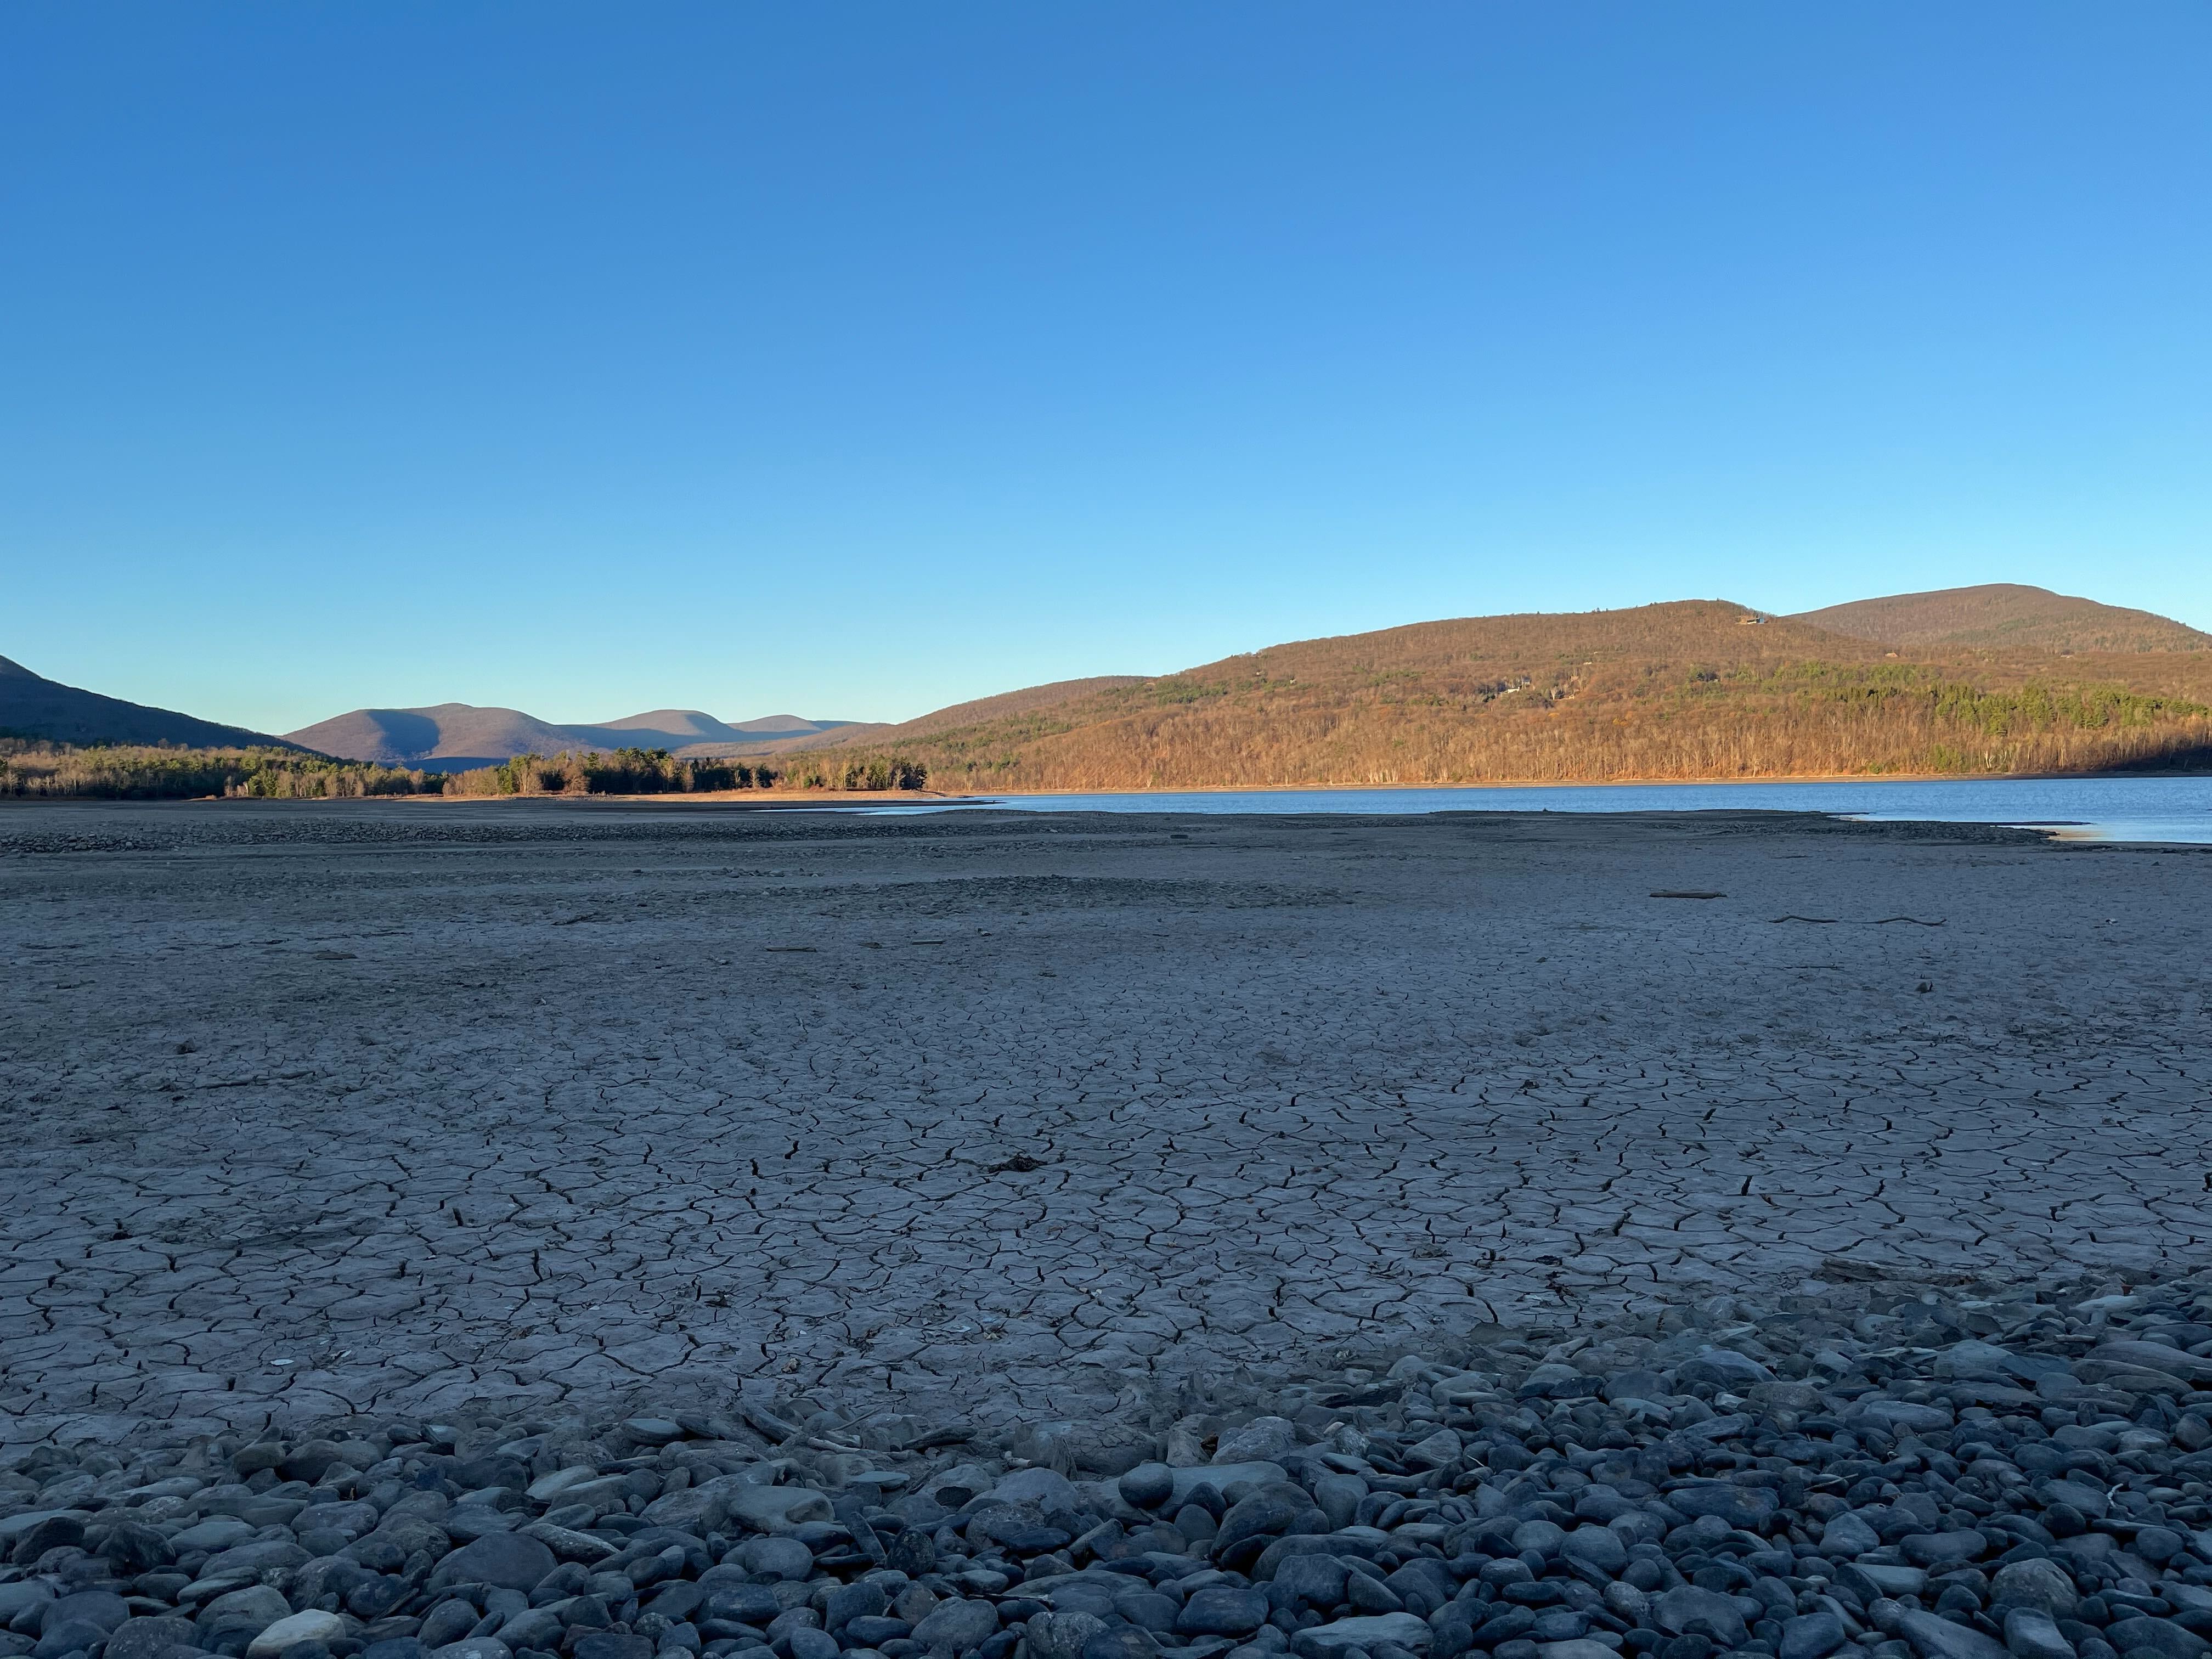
xmin=872 ymin=775 xmax=2212 ymax=844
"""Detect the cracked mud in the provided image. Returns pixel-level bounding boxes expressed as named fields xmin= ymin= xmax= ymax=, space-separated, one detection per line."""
xmin=2 ymin=801 xmax=2208 ymax=1451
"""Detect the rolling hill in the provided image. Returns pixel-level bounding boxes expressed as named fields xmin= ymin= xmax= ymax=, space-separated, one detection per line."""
xmin=0 ymin=655 xmax=303 ymax=751
xmin=1793 ymin=584 xmax=2212 ymax=654
xmin=284 ymin=704 xmax=879 ymax=770
xmin=785 ymin=597 xmax=2212 ymax=789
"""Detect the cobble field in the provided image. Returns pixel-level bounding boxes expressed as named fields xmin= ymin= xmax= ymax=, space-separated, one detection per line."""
xmin=3 ymin=802 xmax=2208 ymax=1451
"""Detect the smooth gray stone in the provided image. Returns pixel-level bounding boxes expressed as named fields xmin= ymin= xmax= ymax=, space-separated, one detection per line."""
xmin=1082 ymin=1629 xmax=1162 ymax=1659
xmin=2002 ymin=1610 xmax=2075 ymax=1659
xmin=986 ymin=1468 xmax=1081 ymax=1512
xmin=1041 ymin=1585 xmax=1120 ymax=1621
xmin=292 ymin=1502 xmax=378 ymax=1538
xmin=33 ymin=1618 xmax=113 ymax=1659
xmin=1345 ymin=1573 xmax=1401 ymax=1614
xmin=1214 ymin=1420 xmax=1299 ymax=1465
xmin=703 ymin=1587 xmax=782 ymax=1626
xmin=910 ymin=1598 xmax=997 ymax=1655
xmin=1898 ymin=1611 xmax=2008 ymax=1659
xmin=170 ymin=1520 xmax=256 ymax=1553
xmin=0 ymin=1511 xmax=89 ymax=1545
xmin=416 ymin=1604 xmax=481 ymax=1650
xmin=443 ymin=1509 xmax=515 ymax=1543
xmin=1602 ymin=1584 xmax=1649 ymax=1623
xmin=1664 ymin=1482 xmax=1777 ymax=1532
xmin=1653 ymin=1587 xmax=1750 ymax=1648
xmin=428 ymin=1535 xmax=556 ymax=1593
xmin=2108 ymin=1621 xmax=2212 ymax=1659
xmin=1031 ymin=1612 xmax=1110 ymax=1659
xmin=1782 ymin=1612 xmax=1849 ymax=1659
xmin=105 ymin=1620 xmax=198 ymax=1659
xmin=1560 ymin=1526 xmax=1626 ymax=1576
xmin=246 ymin=1613 xmax=347 ymax=1659
xmin=0 ymin=1586 xmax=53 ymax=1630
xmin=1903 ymin=1533 xmax=1989 ymax=1569
xmin=1120 ymin=1465 xmax=1176 ymax=1510
xmin=1177 ymin=1590 xmax=1269 ymax=1638
xmin=1990 ymin=1562 xmax=2079 ymax=1621
xmin=44 ymin=1595 xmax=126 ymax=1636
xmin=98 ymin=1521 xmax=175 ymax=1573
xmin=196 ymin=1590 xmax=292 ymax=1640
xmin=1115 ymin=1594 xmax=1182 ymax=1635
xmin=764 ymin=1607 xmax=822 ymax=1646
xmin=737 ymin=1537 xmax=812 ymax=1581
xmin=845 ymin=1617 xmax=914 ymax=1649
xmin=490 ymin=1611 xmax=562 ymax=1652
xmin=1821 ymin=1514 xmax=1882 ymax=1557
xmin=1932 ymin=1344 xmax=2028 ymax=1383
xmin=1519 ymin=1364 xmax=1592 ymax=1400
xmin=1853 ymin=1401 xmax=1955 ymax=1435
xmin=518 ymin=1523 xmax=617 ymax=1564
xmin=1169 ymin=1465 xmax=1288 ymax=1508
xmin=1843 ymin=1566 xmax=1930 ymax=1604
xmin=1512 ymin=1522 xmax=1566 ymax=1556
xmin=1400 ymin=1430 xmax=1460 ymax=1471
xmin=202 ymin=1541 xmax=311 ymax=1579
xmin=824 ymin=1583 xmax=888 ymax=1632
xmin=1272 ymin=1556 xmax=1350 ymax=1608
xmin=1677 ymin=1348 xmax=1774 ymax=1389
xmin=2039 ymin=1483 xmax=2108 ymax=1520
xmin=1290 ymin=1613 xmax=1433 ymax=1657
xmin=1311 ymin=1477 xmax=1365 ymax=1534
xmin=1215 ymin=1492 xmax=1309 ymax=1559
xmin=716 ymin=1482 xmax=833 ymax=1531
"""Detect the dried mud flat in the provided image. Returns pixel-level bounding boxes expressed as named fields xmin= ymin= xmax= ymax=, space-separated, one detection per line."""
xmin=3 ymin=802 xmax=2210 ymax=1454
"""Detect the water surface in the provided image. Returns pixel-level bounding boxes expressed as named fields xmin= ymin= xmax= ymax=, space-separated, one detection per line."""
xmin=878 ymin=775 xmax=2212 ymax=844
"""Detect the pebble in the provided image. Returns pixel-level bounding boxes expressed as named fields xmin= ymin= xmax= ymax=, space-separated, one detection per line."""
xmin=249 ymin=1611 xmax=351 ymax=1657
xmin=0 ymin=1269 xmax=2209 ymax=1659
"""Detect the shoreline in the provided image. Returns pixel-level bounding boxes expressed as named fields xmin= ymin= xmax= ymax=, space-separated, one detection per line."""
xmin=938 ymin=769 xmax=2210 ymax=796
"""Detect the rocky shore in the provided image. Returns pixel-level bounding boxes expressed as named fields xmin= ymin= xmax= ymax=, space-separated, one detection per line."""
xmin=4 ymin=1266 xmax=2209 ymax=1659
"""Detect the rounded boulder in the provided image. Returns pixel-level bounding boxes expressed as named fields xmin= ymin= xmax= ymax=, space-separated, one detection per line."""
xmin=428 ymin=1533 xmax=556 ymax=1593
xmin=1120 ymin=1463 xmax=1176 ymax=1510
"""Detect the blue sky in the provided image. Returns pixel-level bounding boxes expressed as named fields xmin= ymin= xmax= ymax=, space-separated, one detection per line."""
xmin=4 ymin=4 xmax=2208 ymax=732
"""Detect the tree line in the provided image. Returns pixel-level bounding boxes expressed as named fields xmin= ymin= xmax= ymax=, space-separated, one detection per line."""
xmin=0 ymin=741 xmax=437 ymax=799
xmin=442 ymin=747 xmax=928 ymax=795
xmin=0 ymin=741 xmax=929 ymax=801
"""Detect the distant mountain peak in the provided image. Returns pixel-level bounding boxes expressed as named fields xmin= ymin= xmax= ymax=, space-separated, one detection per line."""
xmin=282 ymin=702 xmax=884 ymax=769
xmin=1793 ymin=584 xmax=2211 ymax=653
xmin=0 ymin=654 xmax=38 ymax=680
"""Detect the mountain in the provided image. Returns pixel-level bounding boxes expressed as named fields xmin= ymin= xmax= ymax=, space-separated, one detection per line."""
xmin=1793 ymin=584 xmax=2212 ymax=654
xmin=783 ymin=597 xmax=2212 ymax=789
xmin=282 ymin=703 xmax=879 ymax=770
xmin=281 ymin=705 xmax=579 ymax=770
xmin=833 ymin=676 xmax=1152 ymax=742
xmin=0 ymin=655 xmax=302 ymax=750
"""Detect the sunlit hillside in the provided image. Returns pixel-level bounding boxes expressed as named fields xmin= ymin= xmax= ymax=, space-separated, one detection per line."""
xmin=791 ymin=600 xmax=2212 ymax=789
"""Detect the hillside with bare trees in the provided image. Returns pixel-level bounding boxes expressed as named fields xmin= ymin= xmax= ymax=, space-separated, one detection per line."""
xmin=791 ymin=599 xmax=2212 ymax=790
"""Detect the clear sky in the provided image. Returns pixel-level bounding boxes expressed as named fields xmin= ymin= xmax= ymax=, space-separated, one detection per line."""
xmin=4 ymin=4 xmax=2208 ymax=733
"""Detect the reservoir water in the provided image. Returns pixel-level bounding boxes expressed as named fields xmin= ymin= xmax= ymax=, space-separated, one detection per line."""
xmin=887 ymin=774 xmax=2212 ymax=844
